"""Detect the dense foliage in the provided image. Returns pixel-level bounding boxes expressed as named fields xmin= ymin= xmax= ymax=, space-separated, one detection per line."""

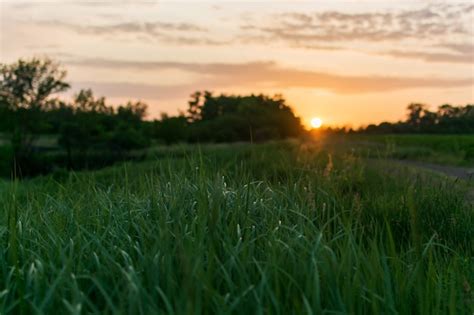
xmin=0 ymin=58 xmax=304 ymax=177
xmin=184 ymin=91 xmax=303 ymax=142
xmin=0 ymin=59 xmax=151 ymax=176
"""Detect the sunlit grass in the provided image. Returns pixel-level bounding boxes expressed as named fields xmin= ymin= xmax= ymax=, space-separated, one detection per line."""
xmin=0 ymin=142 xmax=472 ymax=314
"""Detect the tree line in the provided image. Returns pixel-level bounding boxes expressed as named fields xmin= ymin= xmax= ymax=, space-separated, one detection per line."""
xmin=358 ymin=103 xmax=474 ymax=134
xmin=0 ymin=58 xmax=304 ymax=177
xmin=1 ymin=57 xmax=471 ymax=177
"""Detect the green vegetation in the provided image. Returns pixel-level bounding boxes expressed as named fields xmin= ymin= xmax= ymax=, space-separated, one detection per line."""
xmin=0 ymin=142 xmax=472 ymax=314
xmin=360 ymin=103 xmax=474 ymax=134
xmin=1 ymin=57 xmax=473 ymax=314
xmin=0 ymin=58 xmax=304 ymax=177
xmin=335 ymin=134 xmax=474 ymax=166
xmin=1 ymin=58 xmax=472 ymax=178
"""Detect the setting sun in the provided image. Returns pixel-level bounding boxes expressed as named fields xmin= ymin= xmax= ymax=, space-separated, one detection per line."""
xmin=310 ymin=117 xmax=323 ymax=129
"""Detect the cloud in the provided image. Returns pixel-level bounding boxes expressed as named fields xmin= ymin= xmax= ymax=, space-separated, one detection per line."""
xmin=38 ymin=20 xmax=207 ymax=33
xmin=69 ymin=58 xmax=473 ymax=97
xmin=242 ymin=4 xmax=472 ymax=46
xmin=18 ymin=2 xmax=473 ymax=55
xmin=34 ymin=20 xmax=230 ymax=46
xmin=440 ymin=43 xmax=474 ymax=55
xmin=66 ymin=57 xmax=275 ymax=73
xmin=7 ymin=1 xmax=159 ymax=9
xmin=384 ymin=49 xmax=473 ymax=64
xmin=382 ymin=43 xmax=474 ymax=64
xmin=238 ymin=4 xmax=474 ymax=63
xmin=72 ymin=81 xmax=194 ymax=100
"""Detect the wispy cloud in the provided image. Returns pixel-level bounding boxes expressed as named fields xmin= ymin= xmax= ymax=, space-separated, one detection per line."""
xmin=73 ymin=81 xmax=194 ymax=100
xmin=37 ymin=20 xmax=207 ymax=33
xmin=381 ymin=43 xmax=474 ymax=64
xmin=18 ymin=2 xmax=474 ymax=60
xmin=243 ymin=4 xmax=472 ymax=45
xmin=8 ymin=1 xmax=159 ymax=9
xmin=34 ymin=20 xmax=230 ymax=45
xmin=238 ymin=4 xmax=474 ymax=63
xmin=440 ymin=43 xmax=474 ymax=55
xmin=69 ymin=58 xmax=473 ymax=97
xmin=384 ymin=49 xmax=473 ymax=64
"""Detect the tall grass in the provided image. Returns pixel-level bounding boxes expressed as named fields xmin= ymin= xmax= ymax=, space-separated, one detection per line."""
xmin=0 ymin=142 xmax=472 ymax=314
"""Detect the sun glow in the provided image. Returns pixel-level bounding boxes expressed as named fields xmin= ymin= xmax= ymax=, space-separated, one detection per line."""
xmin=310 ymin=117 xmax=323 ymax=129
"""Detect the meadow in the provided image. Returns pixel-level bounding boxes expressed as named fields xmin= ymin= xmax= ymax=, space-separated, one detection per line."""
xmin=344 ymin=134 xmax=474 ymax=166
xmin=0 ymin=140 xmax=472 ymax=314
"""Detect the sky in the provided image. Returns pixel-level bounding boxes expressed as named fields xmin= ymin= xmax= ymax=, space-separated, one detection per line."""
xmin=1 ymin=0 xmax=473 ymax=127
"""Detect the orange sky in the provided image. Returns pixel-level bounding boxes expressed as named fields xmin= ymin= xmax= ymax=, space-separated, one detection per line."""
xmin=1 ymin=0 xmax=473 ymax=127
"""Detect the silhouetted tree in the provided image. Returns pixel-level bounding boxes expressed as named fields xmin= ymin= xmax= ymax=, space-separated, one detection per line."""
xmin=185 ymin=91 xmax=304 ymax=142
xmin=117 ymin=101 xmax=148 ymax=127
xmin=0 ymin=58 xmax=70 ymax=174
xmin=360 ymin=103 xmax=474 ymax=134
xmin=57 ymin=90 xmax=150 ymax=167
xmin=187 ymin=91 xmax=204 ymax=122
xmin=406 ymin=103 xmax=427 ymax=127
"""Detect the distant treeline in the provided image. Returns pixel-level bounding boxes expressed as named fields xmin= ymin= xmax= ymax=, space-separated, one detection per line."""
xmin=1 ymin=57 xmax=472 ymax=177
xmin=357 ymin=103 xmax=474 ymax=134
xmin=0 ymin=58 xmax=303 ymax=177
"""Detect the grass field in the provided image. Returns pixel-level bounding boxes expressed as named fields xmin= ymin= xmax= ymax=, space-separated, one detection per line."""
xmin=341 ymin=134 xmax=474 ymax=166
xmin=0 ymin=141 xmax=473 ymax=314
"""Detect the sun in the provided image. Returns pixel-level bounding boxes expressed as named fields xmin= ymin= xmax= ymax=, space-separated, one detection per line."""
xmin=310 ymin=117 xmax=323 ymax=129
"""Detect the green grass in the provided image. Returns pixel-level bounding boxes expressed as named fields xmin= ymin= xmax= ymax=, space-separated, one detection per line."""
xmin=341 ymin=134 xmax=474 ymax=166
xmin=0 ymin=141 xmax=473 ymax=314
